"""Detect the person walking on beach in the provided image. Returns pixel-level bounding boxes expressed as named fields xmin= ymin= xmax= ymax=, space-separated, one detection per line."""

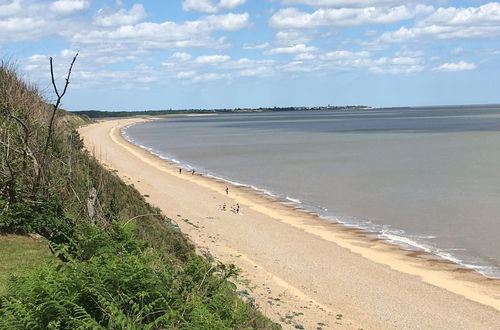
xmin=225 ymin=187 xmax=229 ymax=195
xmin=236 ymin=203 xmax=240 ymax=214
xmin=179 ymin=168 xmax=182 ymax=174
xmin=192 ymin=169 xmax=195 ymax=175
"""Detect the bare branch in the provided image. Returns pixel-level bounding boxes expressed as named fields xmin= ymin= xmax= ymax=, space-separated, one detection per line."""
xmin=49 ymin=57 xmax=60 ymax=99
xmin=46 ymin=51 xmax=79 ymax=153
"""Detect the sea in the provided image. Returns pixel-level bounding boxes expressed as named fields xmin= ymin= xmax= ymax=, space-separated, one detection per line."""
xmin=123 ymin=105 xmax=500 ymax=278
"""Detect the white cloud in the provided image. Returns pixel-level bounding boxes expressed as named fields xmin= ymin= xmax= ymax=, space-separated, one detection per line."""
xmin=171 ymin=52 xmax=192 ymax=61
xmin=242 ymin=42 xmax=270 ymax=49
xmin=370 ymin=64 xmax=423 ymax=74
xmin=71 ymin=13 xmax=249 ymax=50
xmin=0 ymin=0 xmax=92 ymax=44
xmin=0 ymin=0 xmax=23 ymax=17
xmin=391 ymin=56 xmax=419 ymax=65
xmin=195 ymin=55 xmax=231 ymax=63
xmin=94 ymin=4 xmax=147 ymax=27
xmin=50 ymin=0 xmax=90 ymax=16
xmin=0 ymin=17 xmax=46 ymax=37
xmin=381 ymin=25 xmax=500 ymax=43
xmin=219 ymin=0 xmax=246 ymax=10
xmin=275 ymin=30 xmax=316 ymax=46
xmin=417 ymin=3 xmax=500 ymax=27
xmin=380 ymin=3 xmax=500 ymax=43
xmin=295 ymin=53 xmax=316 ymax=60
xmin=280 ymin=60 xmax=319 ymax=73
xmin=238 ymin=66 xmax=273 ymax=77
xmin=182 ymin=0 xmax=245 ymax=13
xmin=433 ymin=61 xmax=476 ymax=72
xmin=265 ymin=44 xmax=317 ymax=55
xmin=280 ymin=0 xmax=404 ymax=8
xmin=176 ymin=71 xmax=197 ymax=79
xmin=320 ymin=50 xmax=370 ymax=59
xmin=270 ymin=5 xmax=433 ymax=29
xmin=193 ymin=72 xmax=230 ymax=82
xmin=182 ymin=0 xmax=217 ymax=13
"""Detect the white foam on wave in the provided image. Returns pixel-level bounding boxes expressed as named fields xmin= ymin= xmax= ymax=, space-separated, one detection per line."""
xmin=285 ymin=196 xmax=302 ymax=204
xmin=378 ymin=230 xmax=500 ymax=278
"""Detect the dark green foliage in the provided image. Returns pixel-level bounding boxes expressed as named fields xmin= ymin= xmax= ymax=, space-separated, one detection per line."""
xmin=0 ymin=223 xmax=277 ymax=329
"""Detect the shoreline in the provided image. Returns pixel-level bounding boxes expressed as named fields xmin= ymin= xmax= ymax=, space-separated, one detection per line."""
xmin=80 ymin=117 xmax=500 ymax=328
xmin=122 ymin=120 xmax=500 ymax=280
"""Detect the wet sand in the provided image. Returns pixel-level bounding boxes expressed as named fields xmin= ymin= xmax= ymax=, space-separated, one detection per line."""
xmin=79 ymin=117 xmax=500 ymax=329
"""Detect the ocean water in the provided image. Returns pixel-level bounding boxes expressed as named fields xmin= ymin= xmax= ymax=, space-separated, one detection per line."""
xmin=124 ymin=106 xmax=500 ymax=278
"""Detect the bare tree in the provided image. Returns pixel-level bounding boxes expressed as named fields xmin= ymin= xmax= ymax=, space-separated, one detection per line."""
xmin=33 ymin=52 xmax=79 ymax=194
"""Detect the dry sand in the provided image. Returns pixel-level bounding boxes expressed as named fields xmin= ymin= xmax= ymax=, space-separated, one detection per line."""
xmin=79 ymin=117 xmax=500 ymax=329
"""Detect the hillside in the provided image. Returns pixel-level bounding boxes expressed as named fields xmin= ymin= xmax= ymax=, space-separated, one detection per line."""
xmin=0 ymin=61 xmax=278 ymax=328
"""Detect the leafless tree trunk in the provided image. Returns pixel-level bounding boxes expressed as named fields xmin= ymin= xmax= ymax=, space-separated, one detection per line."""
xmin=33 ymin=52 xmax=79 ymax=194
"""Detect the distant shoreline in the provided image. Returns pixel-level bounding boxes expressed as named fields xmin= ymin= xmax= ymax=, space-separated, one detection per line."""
xmin=73 ymin=105 xmax=373 ymax=119
xmin=80 ymin=116 xmax=500 ymax=327
xmin=73 ymin=103 xmax=500 ymax=119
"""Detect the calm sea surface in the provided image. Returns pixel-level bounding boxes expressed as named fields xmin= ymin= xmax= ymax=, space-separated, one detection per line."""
xmin=124 ymin=106 xmax=500 ymax=278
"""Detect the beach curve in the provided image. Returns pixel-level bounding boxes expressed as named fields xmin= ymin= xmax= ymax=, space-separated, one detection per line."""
xmin=80 ymin=117 xmax=500 ymax=329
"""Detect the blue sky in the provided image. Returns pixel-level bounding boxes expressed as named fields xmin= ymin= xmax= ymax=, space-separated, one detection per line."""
xmin=1 ymin=0 xmax=500 ymax=110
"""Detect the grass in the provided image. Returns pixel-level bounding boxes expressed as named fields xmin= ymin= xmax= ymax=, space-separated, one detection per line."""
xmin=0 ymin=235 xmax=55 ymax=296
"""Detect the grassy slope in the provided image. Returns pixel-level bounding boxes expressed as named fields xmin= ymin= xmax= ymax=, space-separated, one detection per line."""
xmin=0 ymin=62 xmax=279 ymax=328
xmin=0 ymin=235 xmax=55 ymax=295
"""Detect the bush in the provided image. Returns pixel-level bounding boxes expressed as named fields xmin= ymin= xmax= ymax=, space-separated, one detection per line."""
xmin=0 ymin=199 xmax=74 ymax=243
xmin=0 ymin=223 xmax=278 ymax=329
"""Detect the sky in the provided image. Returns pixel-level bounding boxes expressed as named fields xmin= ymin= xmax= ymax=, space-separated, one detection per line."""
xmin=1 ymin=0 xmax=500 ymax=110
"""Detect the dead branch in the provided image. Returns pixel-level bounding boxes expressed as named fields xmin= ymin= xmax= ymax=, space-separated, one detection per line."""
xmin=45 ymin=51 xmax=79 ymax=154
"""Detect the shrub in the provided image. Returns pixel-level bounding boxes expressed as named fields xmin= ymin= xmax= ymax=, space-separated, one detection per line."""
xmin=0 ymin=223 xmax=278 ymax=329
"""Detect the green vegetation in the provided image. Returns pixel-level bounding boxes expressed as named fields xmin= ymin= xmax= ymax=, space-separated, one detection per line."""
xmin=0 ymin=60 xmax=279 ymax=328
xmin=0 ymin=235 xmax=54 ymax=296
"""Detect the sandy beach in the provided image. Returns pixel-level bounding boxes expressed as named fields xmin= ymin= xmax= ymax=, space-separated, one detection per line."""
xmin=79 ymin=117 xmax=500 ymax=329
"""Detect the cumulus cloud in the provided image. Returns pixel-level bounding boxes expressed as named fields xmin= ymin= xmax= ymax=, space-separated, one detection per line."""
xmin=280 ymin=0 xmax=404 ymax=8
xmin=320 ymin=50 xmax=370 ymax=59
xmin=380 ymin=3 xmax=500 ymax=43
xmin=391 ymin=56 xmax=419 ymax=65
xmin=294 ymin=53 xmax=316 ymax=60
xmin=370 ymin=64 xmax=423 ymax=74
xmin=275 ymin=30 xmax=317 ymax=46
xmin=71 ymin=13 xmax=249 ymax=50
xmin=417 ymin=3 xmax=500 ymax=27
xmin=238 ymin=66 xmax=273 ymax=77
xmin=176 ymin=71 xmax=197 ymax=78
xmin=94 ymin=4 xmax=147 ymax=27
xmin=0 ymin=0 xmax=23 ymax=17
xmin=193 ymin=72 xmax=230 ymax=82
xmin=269 ymin=4 xmax=433 ymax=29
xmin=270 ymin=5 xmax=433 ymax=29
xmin=0 ymin=0 xmax=92 ymax=44
xmin=195 ymin=55 xmax=231 ymax=63
xmin=182 ymin=0 xmax=245 ymax=13
xmin=242 ymin=42 xmax=270 ymax=49
xmin=50 ymin=0 xmax=90 ymax=16
xmin=171 ymin=52 xmax=192 ymax=61
xmin=433 ymin=61 xmax=476 ymax=72
xmin=265 ymin=44 xmax=317 ymax=55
